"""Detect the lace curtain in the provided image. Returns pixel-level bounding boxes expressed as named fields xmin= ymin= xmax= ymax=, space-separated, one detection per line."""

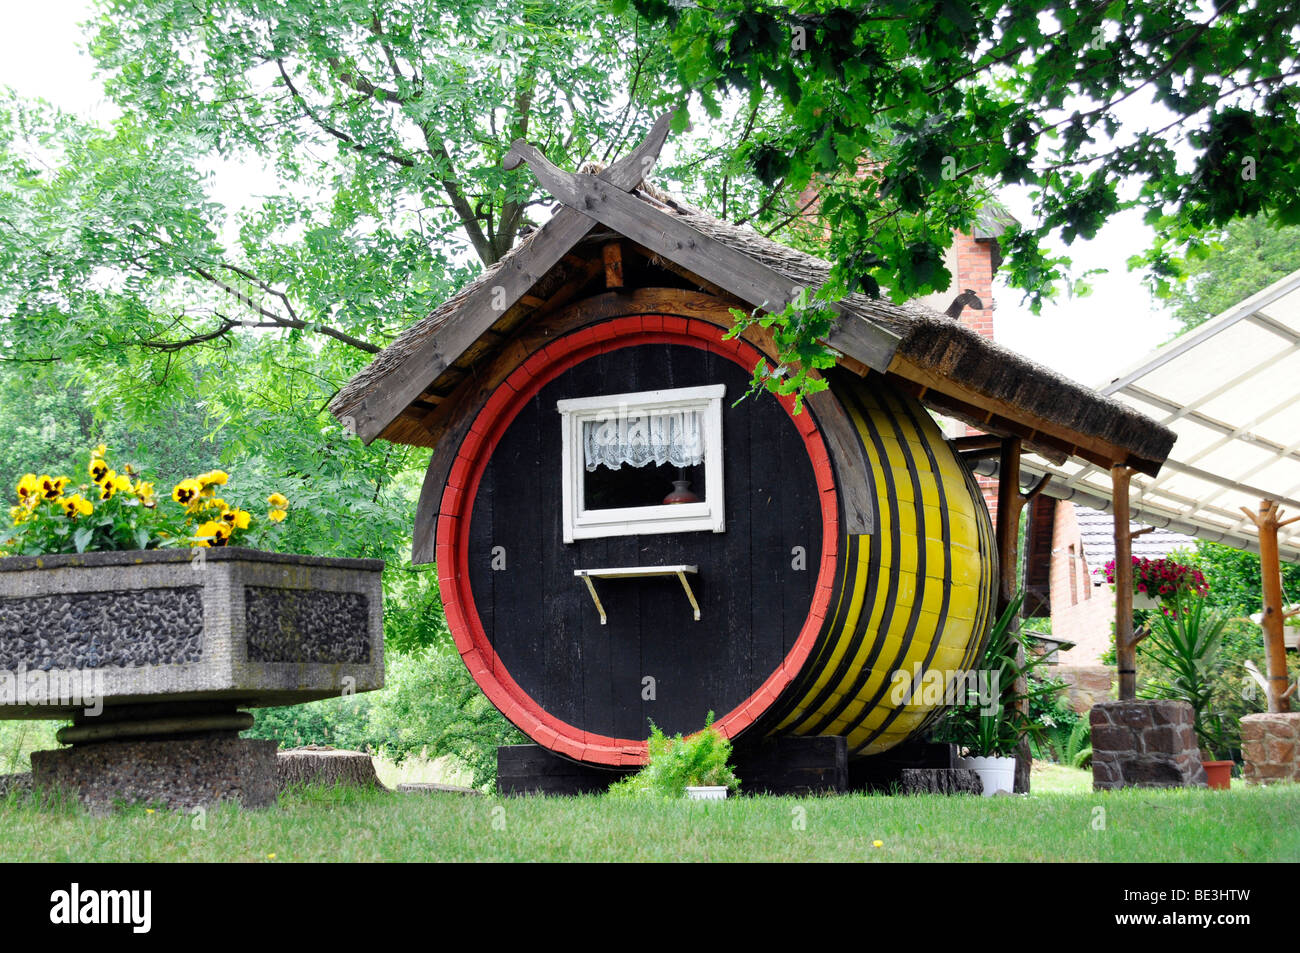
xmin=583 ymin=409 xmax=706 ymax=471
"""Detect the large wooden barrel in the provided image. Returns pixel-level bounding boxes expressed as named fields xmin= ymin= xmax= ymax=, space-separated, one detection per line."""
xmin=432 ymin=298 xmax=997 ymax=766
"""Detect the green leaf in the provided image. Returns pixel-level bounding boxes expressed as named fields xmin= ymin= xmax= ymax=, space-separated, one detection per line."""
xmin=73 ymin=526 xmax=94 ymax=554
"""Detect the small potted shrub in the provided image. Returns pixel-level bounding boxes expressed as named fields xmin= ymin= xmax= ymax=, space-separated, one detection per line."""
xmin=608 ymin=712 xmax=740 ymax=800
xmin=1139 ymin=590 xmax=1235 ymax=789
xmin=935 ymin=593 xmax=1056 ymax=795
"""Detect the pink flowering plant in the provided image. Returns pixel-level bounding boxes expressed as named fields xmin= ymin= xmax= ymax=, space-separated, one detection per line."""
xmin=1102 ymin=555 xmax=1208 ymax=604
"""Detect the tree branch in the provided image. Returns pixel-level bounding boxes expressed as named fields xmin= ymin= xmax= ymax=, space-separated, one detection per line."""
xmin=276 ymin=59 xmax=416 ymax=169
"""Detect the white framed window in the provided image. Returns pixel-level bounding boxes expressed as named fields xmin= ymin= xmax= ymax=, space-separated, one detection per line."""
xmin=558 ymin=384 xmax=726 ymax=543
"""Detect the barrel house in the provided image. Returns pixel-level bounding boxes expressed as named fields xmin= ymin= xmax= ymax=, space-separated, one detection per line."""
xmin=331 ymin=118 xmax=1173 ymax=794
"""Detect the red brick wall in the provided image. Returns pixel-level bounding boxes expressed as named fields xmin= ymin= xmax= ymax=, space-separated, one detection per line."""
xmin=1048 ymin=501 xmax=1115 ymax=663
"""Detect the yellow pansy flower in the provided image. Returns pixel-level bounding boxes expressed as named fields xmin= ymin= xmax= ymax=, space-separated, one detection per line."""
xmin=268 ymin=508 xmax=287 ymax=523
xmin=39 ymin=475 xmax=69 ymax=500
xmin=193 ymin=520 xmax=232 ymax=548
xmin=198 ymin=470 xmax=229 ymax=487
xmin=16 ymin=474 xmax=39 ymax=502
xmin=89 ymin=458 xmax=110 ymax=484
xmin=134 ymin=481 xmax=155 ymax=500
xmin=60 ymin=494 xmax=94 ymax=518
xmin=267 ymin=493 xmax=289 ymax=509
xmin=91 ymin=444 xmax=108 ymax=459
xmin=220 ymin=508 xmax=252 ymax=530
xmin=172 ymin=479 xmax=202 ymax=505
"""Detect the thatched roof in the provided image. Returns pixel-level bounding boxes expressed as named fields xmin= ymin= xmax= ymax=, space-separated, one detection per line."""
xmin=330 ymin=180 xmax=1175 ymax=474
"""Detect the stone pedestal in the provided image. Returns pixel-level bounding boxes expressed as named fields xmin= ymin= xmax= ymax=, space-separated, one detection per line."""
xmin=31 ymin=736 xmax=278 ymax=814
xmin=1090 ymin=699 xmax=1207 ymax=790
xmin=1241 ymin=712 xmax=1300 ymax=785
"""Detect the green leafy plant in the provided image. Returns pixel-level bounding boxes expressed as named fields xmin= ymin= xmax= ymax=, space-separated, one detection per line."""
xmin=1026 ymin=670 xmax=1088 ymax=765
xmin=607 ymin=713 xmax=740 ymax=799
xmin=1064 ymin=720 xmax=1093 ymax=770
xmin=1137 ymin=590 xmax=1234 ymax=760
xmin=1037 ymin=718 xmax=1093 ymax=770
xmin=934 ymin=593 xmax=1059 ymax=757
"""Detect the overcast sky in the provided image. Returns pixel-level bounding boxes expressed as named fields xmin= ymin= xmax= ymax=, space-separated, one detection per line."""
xmin=0 ymin=1 xmax=1182 ymax=388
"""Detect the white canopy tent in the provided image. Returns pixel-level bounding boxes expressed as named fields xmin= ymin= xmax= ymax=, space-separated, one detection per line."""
xmin=1018 ymin=268 xmax=1300 ymax=563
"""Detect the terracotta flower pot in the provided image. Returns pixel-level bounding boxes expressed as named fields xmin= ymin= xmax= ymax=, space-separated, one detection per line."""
xmin=1201 ymin=760 xmax=1233 ymax=790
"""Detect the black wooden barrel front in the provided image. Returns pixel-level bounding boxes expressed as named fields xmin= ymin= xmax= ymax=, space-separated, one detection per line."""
xmin=466 ymin=343 xmax=820 ymax=744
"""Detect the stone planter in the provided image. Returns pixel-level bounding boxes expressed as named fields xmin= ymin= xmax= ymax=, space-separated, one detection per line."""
xmin=1090 ymin=699 xmax=1208 ymax=790
xmin=0 ymin=548 xmax=384 ymax=810
xmin=1241 ymin=712 xmax=1300 ymax=785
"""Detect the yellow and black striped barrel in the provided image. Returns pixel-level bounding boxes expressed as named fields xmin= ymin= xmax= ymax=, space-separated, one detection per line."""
xmin=760 ymin=372 xmax=999 ymax=757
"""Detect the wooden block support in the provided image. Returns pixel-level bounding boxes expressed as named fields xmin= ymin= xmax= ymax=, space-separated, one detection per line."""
xmin=498 ymin=737 xmax=849 ymax=797
xmin=497 ymin=745 xmax=629 ymax=796
xmin=849 ymin=741 xmax=959 ymax=792
xmin=731 ymin=736 xmax=848 ymax=795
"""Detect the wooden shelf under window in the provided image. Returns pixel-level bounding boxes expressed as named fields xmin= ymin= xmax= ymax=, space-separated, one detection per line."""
xmin=573 ymin=565 xmax=700 ymax=625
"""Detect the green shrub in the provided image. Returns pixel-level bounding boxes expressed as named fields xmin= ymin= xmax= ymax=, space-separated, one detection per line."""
xmin=608 ymin=714 xmax=740 ymax=799
xmin=1027 ymin=670 xmax=1086 ymax=763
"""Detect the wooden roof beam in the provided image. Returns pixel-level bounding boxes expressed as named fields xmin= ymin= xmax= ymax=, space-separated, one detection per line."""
xmin=501 ymin=139 xmax=903 ymax=375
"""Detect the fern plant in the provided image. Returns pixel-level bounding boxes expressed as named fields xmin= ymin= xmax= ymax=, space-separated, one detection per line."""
xmin=1063 ymin=719 xmax=1092 ymax=769
xmin=608 ymin=712 xmax=741 ymax=799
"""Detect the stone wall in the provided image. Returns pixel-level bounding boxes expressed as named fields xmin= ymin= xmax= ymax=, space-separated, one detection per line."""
xmin=1241 ymin=712 xmax=1300 ymax=785
xmin=1091 ymin=699 xmax=1207 ymax=790
xmin=1054 ymin=664 xmax=1114 ymax=714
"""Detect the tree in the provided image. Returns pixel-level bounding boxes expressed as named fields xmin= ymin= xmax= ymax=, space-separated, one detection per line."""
xmin=0 ymin=3 xmax=695 ymax=564
xmin=625 ymin=0 xmax=1300 ymax=328
xmin=1158 ymin=216 xmax=1300 ymax=334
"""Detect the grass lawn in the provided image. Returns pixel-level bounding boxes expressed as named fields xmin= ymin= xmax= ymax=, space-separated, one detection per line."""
xmin=1 ymin=765 xmax=1295 ymax=862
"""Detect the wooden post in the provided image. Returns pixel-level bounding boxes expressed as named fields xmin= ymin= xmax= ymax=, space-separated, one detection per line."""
xmin=602 ymin=241 xmax=624 ymax=289
xmin=995 ymin=438 xmax=1021 ymax=613
xmin=1241 ymin=500 xmax=1299 ymax=713
xmin=1112 ymin=466 xmax=1137 ymax=701
xmin=994 ymin=438 xmax=1030 ymax=792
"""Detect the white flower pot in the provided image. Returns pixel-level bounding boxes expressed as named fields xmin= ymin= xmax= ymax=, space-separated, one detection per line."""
xmin=685 ymin=785 xmax=728 ymax=800
xmin=1286 ymin=629 xmax=1299 ymax=651
xmin=957 ymin=755 xmax=1016 ymax=796
xmin=1133 ymin=591 xmax=1159 ymax=610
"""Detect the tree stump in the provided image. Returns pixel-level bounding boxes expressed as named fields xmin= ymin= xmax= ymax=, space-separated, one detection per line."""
xmin=276 ymin=746 xmax=383 ymax=791
xmin=396 ymin=782 xmax=481 ymax=795
xmin=899 ymin=768 xmax=983 ymax=795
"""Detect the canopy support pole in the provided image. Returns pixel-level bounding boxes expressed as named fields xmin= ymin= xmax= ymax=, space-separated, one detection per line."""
xmin=1113 ymin=466 xmax=1138 ymax=701
xmin=1241 ymin=499 xmax=1298 ymax=713
xmin=994 ymin=437 xmax=1032 ymax=792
